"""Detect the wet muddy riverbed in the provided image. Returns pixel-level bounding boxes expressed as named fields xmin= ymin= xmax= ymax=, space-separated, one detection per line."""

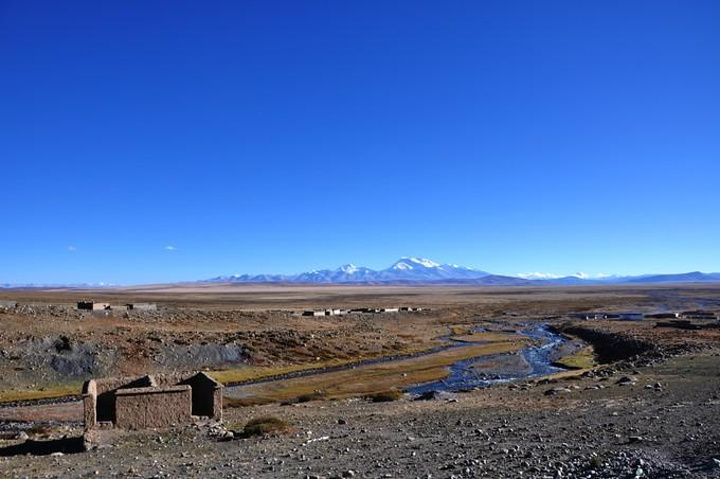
xmin=409 ymin=325 xmax=567 ymax=394
xmin=223 ymin=324 xmax=571 ymax=401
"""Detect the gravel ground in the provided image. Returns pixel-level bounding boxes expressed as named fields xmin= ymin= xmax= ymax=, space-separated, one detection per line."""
xmin=2 ymin=349 xmax=719 ymax=478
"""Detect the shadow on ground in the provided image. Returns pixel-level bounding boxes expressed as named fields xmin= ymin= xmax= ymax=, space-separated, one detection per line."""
xmin=0 ymin=436 xmax=85 ymax=456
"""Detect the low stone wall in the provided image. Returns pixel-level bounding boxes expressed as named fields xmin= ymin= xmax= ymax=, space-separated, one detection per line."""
xmin=83 ymin=372 xmax=223 ymax=431
xmin=114 ymin=385 xmax=192 ymax=429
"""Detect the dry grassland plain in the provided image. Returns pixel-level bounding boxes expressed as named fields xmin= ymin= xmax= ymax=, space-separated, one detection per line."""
xmin=0 ymin=283 xmax=718 ymax=405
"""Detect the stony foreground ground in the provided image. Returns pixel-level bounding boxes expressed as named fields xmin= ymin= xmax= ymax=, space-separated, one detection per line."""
xmin=2 ymin=348 xmax=719 ymax=478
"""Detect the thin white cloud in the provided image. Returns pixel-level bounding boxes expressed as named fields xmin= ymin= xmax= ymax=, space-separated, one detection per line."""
xmin=164 ymin=245 xmax=177 ymax=251
xmin=68 ymin=245 xmax=77 ymax=252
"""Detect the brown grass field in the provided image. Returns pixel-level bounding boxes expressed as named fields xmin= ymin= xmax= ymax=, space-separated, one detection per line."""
xmin=0 ymin=283 xmax=719 ymax=404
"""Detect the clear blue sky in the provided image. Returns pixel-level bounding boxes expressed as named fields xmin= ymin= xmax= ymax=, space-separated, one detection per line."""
xmin=2 ymin=1 xmax=719 ymax=284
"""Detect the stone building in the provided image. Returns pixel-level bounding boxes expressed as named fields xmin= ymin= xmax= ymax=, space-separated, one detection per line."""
xmin=77 ymin=301 xmax=111 ymax=311
xmin=82 ymin=372 xmax=223 ymax=431
xmin=125 ymin=302 xmax=157 ymax=311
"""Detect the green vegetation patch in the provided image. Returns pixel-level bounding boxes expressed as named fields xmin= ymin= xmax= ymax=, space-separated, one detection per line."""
xmin=241 ymin=416 xmax=291 ymax=437
xmin=0 ymin=382 xmax=83 ymax=404
xmin=367 ymin=389 xmax=404 ymax=402
xmin=553 ymin=346 xmax=595 ymax=370
xmin=297 ymin=391 xmax=326 ymax=403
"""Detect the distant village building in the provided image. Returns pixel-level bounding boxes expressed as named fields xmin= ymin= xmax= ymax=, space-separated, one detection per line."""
xmin=77 ymin=301 xmax=111 ymax=311
xmin=645 ymin=313 xmax=680 ymax=319
xmin=574 ymin=313 xmax=607 ymax=320
xmin=680 ymin=310 xmax=717 ymax=320
xmin=573 ymin=312 xmax=643 ymax=321
xmin=126 ymin=303 xmax=157 ymax=311
xmin=77 ymin=301 xmax=157 ymax=313
xmin=83 ymin=372 xmax=222 ymax=431
xmin=303 ymin=306 xmax=423 ymax=317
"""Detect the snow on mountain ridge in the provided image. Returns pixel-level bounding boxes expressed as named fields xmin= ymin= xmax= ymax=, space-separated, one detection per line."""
xmin=211 ymin=258 xmax=491 ymax=283
xmin=205 ymin=261 xmax=720 ymax=286
xmin=517 ymin=272 xmax=563 ymax=280
xmin=392 ymin=262 xmax=413 ymax=271
xmin=404 ymin=257 xmax=441 ymax=268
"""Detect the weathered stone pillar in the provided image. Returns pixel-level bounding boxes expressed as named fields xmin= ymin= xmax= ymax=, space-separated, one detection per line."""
xmin=82 ymin=380 xmax=97 ymax=430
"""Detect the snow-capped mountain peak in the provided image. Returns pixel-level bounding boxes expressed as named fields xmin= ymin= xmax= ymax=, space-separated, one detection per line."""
xmin=339 ymin=264 xmax=358 ymax=274
xmin=392 ymin=257 xmax=441 ymax=271
xmin=392 ymin=261 xmax=414 ymax=271
xmin=406 ymin=257 xmax=441 ymax=268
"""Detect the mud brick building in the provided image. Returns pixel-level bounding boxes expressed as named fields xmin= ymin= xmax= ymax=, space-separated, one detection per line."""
xmin=83 ymin=372 xmax=223 ymax=430
xmin=126 ymin=302 xmax=157 ymax=311
xmin=77 ymin=301 xmax=111 ymax=311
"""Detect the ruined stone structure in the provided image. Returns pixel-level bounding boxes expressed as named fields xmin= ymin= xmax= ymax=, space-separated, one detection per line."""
xmin=77 ymin=301 xmax=111 ymax=311
xmin=125 ymin=302 xmax=157 ymax=311
xmin=82 ymin=372 xmax=222 ymax=431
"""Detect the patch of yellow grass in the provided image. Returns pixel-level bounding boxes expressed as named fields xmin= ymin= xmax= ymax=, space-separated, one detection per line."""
xmin=451 ymin=331 xmax=521 ymax=343
xmin=449 ymin=324 xmax=473 ymax=336
xmin=0 ymin=347 xmax=437 ymax=405
xmin=0 ymin=382 xmax=82 ymax=404
xmin=552 ymin=346 xmax=595 ymax=370
xmin=209 ymin=344 xmax=434 ymax=385
xmin=225 ymin=339 xmax=527 ymax=406
xmin=210 ymin=361 xmax=344 ymax=385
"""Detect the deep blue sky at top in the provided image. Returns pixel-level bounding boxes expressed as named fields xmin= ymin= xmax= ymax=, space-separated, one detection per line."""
xmin=2 ymin=1 xmax=719 ymax=284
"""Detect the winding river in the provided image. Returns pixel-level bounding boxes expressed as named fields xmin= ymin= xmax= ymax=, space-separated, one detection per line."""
xmin=223 ymin=323 xmax=569 ymax=400
xmin=409 ymin=324 xmax=566 ymax=394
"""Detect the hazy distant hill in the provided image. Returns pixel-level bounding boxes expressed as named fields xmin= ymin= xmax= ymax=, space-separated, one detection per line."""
xmin=625 ymin=271 xmax=720 ymax=284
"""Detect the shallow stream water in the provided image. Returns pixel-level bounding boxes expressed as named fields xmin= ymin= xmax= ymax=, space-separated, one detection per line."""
xmin=408 ymin=324 xmax=566 ymax=394
xmin=224 ymin=323 xmax=569 ymax=399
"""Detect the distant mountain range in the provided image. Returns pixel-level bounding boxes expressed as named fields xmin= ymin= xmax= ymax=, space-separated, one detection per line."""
xmin=209 ymin=258 xmax=490 ymax=284
xmin=207 ymin=257 xmax=720 ymax=286
xmin=3 ymin=259 xmax=718 ymax=288
xmin=624 ymin=271 xmax=720 ymax=284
